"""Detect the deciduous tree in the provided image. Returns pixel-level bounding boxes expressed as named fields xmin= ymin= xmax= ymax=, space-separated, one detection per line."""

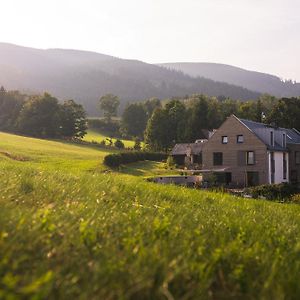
xmin=99 ymin=94 xmax=120 ymax=123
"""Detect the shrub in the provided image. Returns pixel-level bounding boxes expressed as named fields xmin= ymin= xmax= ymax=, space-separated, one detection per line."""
xmin=291 ymin=194 xmax=300 ymax=204
xmin=106 ymin=138 xmax=113 ymax=146
xmin=246 ymin=183 xmax=299 ymax=201
xmin=133 ymin=138 xmax=142 ymax=151
xmin=103 ymin=152 xmax=167 ymax=168
xmin=114 ymin=139 xmax=125 ymax=149
xmin=166 ymin=156 xmax=176 ymax=169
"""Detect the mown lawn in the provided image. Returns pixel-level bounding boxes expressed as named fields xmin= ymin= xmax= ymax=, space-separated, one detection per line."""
xmin=1 ymin=132 xmax=300 ymax=299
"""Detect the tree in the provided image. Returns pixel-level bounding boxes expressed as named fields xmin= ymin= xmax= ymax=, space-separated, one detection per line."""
xmin=165 ymin=100 xmax=186 ymax=144
xmin=121 ymin=103 xmax=148 ymax=138
xmin=133 ymin=137 xmax=142 ymax=151
xmin=144 ymin=108 xmax=170 ymax=151
xmin=185 ymin=96 xmax=209 ymax=141
xmin=0 ymin=89 xmax=26 ymax=131
xmin=17 ymin=93 xmax=61 ymax=138
xmin=59 ymin=100 xmax=87 ymax=138
xmin=266 ymin=98 xmax=300 ymax=130
xmin=144 ymin=97 xmax=161 ymax=117
xmin=99 ymin=94 xmax=120 ymax=123
xmin=145 ymin=100 xmax=186 ymax=151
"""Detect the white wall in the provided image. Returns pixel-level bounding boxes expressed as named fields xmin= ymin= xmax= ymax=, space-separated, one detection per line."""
xmin=268 ymin=152 xmax=289 ymax=184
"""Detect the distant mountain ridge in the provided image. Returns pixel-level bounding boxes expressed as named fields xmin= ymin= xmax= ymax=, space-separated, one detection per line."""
xmin=0 ymin=42 xmax=281 ymax=115
xmin=159 ymin=62 xmax=300 ymax=98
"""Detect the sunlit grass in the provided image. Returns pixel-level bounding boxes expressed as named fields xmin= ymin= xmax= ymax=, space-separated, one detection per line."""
xmin=1 ymin=131 xmax=300 ymax=299
xmin=83 ymin=129 xmax=136 ymax=148
xmin=0 ymin=131 xmax=112 ymax=173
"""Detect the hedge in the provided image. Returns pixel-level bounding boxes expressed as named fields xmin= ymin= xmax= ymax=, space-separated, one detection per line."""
xmin=103 ymin=152 xmax=167 ymax=168
xmin=245 ymin=183 xmax=299 ymax=201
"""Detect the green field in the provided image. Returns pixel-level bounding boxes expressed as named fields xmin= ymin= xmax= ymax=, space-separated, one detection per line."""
xmin=83 ymin=129 xmax=136 ymax=148
xmin=1 ymin=131 xmax=300 ymax=299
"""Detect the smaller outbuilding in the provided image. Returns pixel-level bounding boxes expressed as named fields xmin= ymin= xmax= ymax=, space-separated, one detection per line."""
xmin=171 ymin=140 xmax=207 ymax=168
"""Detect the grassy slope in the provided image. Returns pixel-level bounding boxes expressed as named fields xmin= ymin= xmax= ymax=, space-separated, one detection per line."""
xmin=1 ymin=132 xmax=300 ymax=299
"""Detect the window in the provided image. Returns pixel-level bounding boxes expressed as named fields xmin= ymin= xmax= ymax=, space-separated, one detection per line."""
xmin=283 ymin=133 xmax=286 ymax=147
xmin=295 ymin=151 xmax=300 ymax=165
xmin=222 ymin=136 xmax=228 ymax=144
xmin=270 ymin=152 xmax=275 ymax=172
xmin=213 ymin=152 xmax=223 ymax=165
xmin=246 ymin=151 xmax=255 ymax=165
xmin=237 ymin=135 xmax=244 ymax=143
xmin=194 ymin=153 xmax=202 ymax=164
xmin=283 ymin=153 xmax=287 ymax=180
xmin=270 ymin=131 xmax=274 ymax=146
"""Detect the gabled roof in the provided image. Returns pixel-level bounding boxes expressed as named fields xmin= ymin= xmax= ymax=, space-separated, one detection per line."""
xmin=235 ymin=115 xmax=300 ymax=150
xmin=171 ymin=142 xmax=204 ymax=155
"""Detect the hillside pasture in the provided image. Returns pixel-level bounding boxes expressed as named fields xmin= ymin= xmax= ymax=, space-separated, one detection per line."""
xmin=83 ymin=129 xmax=136 ymax=148
xmin=0 ymin=132 xmax=113 ymax=173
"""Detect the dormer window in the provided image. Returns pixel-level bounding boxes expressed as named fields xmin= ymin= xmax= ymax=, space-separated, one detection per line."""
xmin=270 ymin=131 xmax=274 ymax=146
xmin=222 ymin=136 xmax=228 ymax=144
xmin=283 ymin=133 xmax=286 ymax=147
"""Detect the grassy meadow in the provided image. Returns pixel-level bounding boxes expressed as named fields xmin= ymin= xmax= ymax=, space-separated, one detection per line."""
xmin=83 ymin=129 xmax=136 ymax=148
xmin=1 ymin=131 xmax=300 ymax=299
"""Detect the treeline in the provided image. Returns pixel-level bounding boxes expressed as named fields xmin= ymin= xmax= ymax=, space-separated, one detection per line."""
xmin=118 ymin=94 xmax=300 ymax=152
xmin=0 ymin=87 xmax=87 ymax=138
xmin=90 ymin=95 xmax=161 ymax=139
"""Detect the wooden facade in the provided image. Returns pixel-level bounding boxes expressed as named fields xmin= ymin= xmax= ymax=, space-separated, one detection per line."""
xmin=202 ymin=115 xmax=269 ymax=187
xmin=171 ymin=115 xmax=300 ymax=188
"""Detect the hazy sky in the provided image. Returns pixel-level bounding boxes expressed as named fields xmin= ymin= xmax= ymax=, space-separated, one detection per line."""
xmin=1 ymin=0 xmax=300 ymax=80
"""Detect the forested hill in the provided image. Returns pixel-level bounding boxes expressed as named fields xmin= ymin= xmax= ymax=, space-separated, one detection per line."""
xmin=0 ymin=43 xmax=260 ymax=114
xmin=159 ymin=62 xmax=300 ymax=98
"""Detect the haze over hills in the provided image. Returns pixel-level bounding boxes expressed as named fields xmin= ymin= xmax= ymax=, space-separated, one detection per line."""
xmin=0 ymin=43 xmax=261 ymax=114
xmin=159 ymin=62 xmax=300 ymax=98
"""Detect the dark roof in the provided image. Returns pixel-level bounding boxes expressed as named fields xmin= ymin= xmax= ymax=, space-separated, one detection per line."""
xmin=239 ymin=118 xmax=270 ymax=131
xmin=237 ymin=116 xmax=300 ymax=150
xmin=171 ymin=142 xmax=205 ymax=155
xmin=283 ymin=128 xmax=300 ymax=144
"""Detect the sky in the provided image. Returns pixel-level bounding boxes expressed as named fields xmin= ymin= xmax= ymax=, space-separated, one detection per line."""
xmin=1 ymin=0 xmax=300 ymax=81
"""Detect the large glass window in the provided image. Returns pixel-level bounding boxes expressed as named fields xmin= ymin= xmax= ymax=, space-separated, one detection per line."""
xmin=213 ymin=152 xmax=223 ymax=165
xmin=270 ymin=152 xmax=275 ymax=183
xmin=283 ymin=153 xmax=287 ymax=180
xmin=246 ymin=151 xmax=255 ymax=165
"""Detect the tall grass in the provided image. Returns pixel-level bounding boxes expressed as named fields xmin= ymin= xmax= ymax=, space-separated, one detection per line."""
xmin=1 ymin=132 xmax=300 ymax=299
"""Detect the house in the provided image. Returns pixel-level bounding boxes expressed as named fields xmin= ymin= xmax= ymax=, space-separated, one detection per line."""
xmin=171 ymin=140 xmax=205 ymax=168
xmin=201 ymin=115 xmax=300 ymax=187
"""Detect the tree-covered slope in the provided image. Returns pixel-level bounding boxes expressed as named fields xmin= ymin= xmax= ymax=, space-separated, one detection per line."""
xmin=0 ymin=43 xmax=260 ymax=114
xmin=160 ymin=62 xmax=300 ymax=98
